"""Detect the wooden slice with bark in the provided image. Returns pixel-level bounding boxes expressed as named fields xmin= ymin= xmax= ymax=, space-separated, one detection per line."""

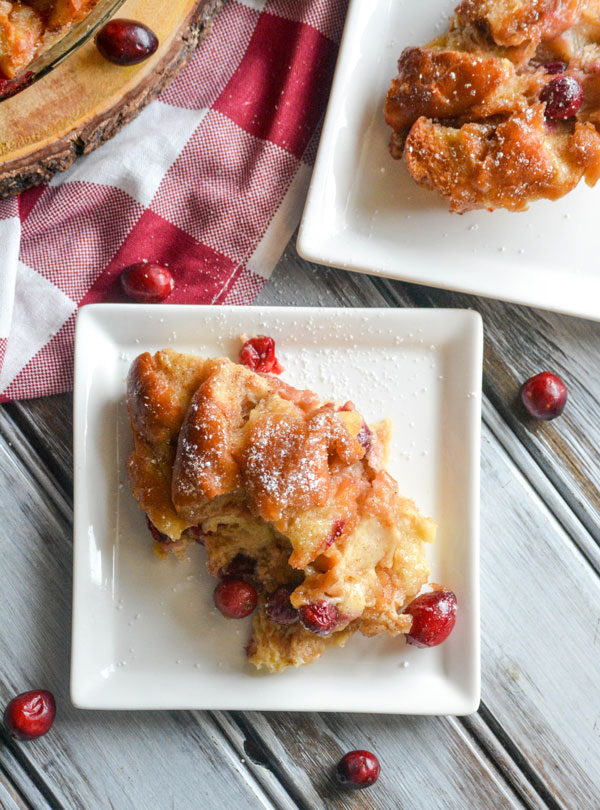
xmin=0 ymin=0 xmax=224 ymax=197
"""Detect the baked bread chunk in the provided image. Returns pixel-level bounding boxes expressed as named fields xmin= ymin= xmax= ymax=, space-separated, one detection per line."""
xmin=384 ymin=0 xmax=600 ymax=212
xmin=126 ymin=349 xmax=436 ymax=673
xmin=0 ymin=0 xmax=99 ymax=79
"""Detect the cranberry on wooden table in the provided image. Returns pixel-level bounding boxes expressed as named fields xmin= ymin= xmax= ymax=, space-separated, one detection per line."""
xmin=540 ymin=75 xmax=583 ymax=120
xmin=298 ymin=601 xmax=339 ymax=636
xmin=335 ymin=750 xmax=381 ymax=790
xmin=239 ymin=335 xmax=284 ymax=374
xmin=520 ymin=371 xmax=568 ymax=420
xmin=404 ymin=589 xmax=457 ymax=648
xmin=3 ymin=690 xmax=56 ymax=741
xmin=120 ymin=262 xmax=174 ymax=303
xmin=96 ymin=19 xmax=159 ymax=66
xmin=213 ymin=579 xmax=257 ymax=619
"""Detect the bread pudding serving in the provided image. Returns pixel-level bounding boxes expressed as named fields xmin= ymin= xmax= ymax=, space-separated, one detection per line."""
xmin=0 ymin=0 xmax=101 ymax=79
xmin=384 ymin=0 xmax=600 ymax=212
xmin=126 ymin=339 xmax=451 ymax=673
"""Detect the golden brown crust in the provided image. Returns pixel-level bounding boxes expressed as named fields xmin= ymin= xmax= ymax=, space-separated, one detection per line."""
xmin=455 ymin=0 xmax=582 ymax=48
xmin=404 ymin=108 xmax=600 ymax=212
xmin=385 ymin=0 xmax=600 ymax=211
xmin=385 ymin=47 xmax=513 ymax=135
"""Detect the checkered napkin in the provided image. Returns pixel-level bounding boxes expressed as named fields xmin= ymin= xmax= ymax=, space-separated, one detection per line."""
xmin=0 ymin=0 xmax=347 ymax=403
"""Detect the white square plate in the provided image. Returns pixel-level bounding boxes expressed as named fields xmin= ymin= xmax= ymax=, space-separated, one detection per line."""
xmin=298 ymin=0 xmax=600 ymax=321
xmin=71 ymin=305 xmax=481 ymax=713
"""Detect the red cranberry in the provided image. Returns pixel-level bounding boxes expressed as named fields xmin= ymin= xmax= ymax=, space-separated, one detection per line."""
xmin=188 ymin=526 xmax=206 ymax=545
xmin=3 ymin=690 xmax=56 ymax=741
xmin=356 ymin=422 xmax=372 ymax=452
xmin=120 ymin=262 xmax=174 ymax=303
xmin=265 ymin=585 xmax=299 ymax=625
xmin=214 ymin=579 xmax=257 ymax=619
xmin=324 ymin=519 xmax=345 ymax=548
xmin=298 ymin=601 xmax=339 ymax=635
xmin=540 ymin=75 xmax=583 ymax=120
xmin=0 ymin=71 xmax=33 ymax=100
xmin=336 ymin=750 xmax=380 ymax=790
xmin=239 ymin=336 xmax=284 ymax=374
xmin=146 ymin=516 xmax=172 ymax=544
xmin=218 ymin=554 xmax=256 ymax=580
xmin=96 ymin=19 xmax=159 ymax=66
xmin=520 ymin=371 xmax=567 ymax=420
xmin=404 ymin=590 xmax=457 ymax=648
xmin=543 ymin=60 xmax=566 ymax=74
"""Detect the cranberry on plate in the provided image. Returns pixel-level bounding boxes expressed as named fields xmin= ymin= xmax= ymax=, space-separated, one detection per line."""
xmin=540 ymin=75 xmax=583 ymax=120
xmin=543 ymin=60 xmax=567 ymax=74
xmin=120 ymin=262 xmax=174 ymax=303
xmin=520 ymin=371 xmax=568 ymax=420
xmin=239 ymin=336 xmax=284 ymax=374
xmin=298 ymin=601 xmax=339 ymax=636
xmin=218 ymin=553 xmax=256 ymax=581
xmin=146 ymin=515 xmax=172 ymax=544
xmin=3 ymin=690 xmax=56 ymax=741
xmin=356 ymin=421 xmax=372 ymax=452
xmin=335 ymin=750 xmax=381 ymax=790
xmin=214 ymin=579 xmax=257 ymax=619
xmin=404 ymin=589 xmax=457 ymax=648
xmin=96 ymin=19 xmax=159 ymax=66
xmin=265 ymin=585 xmax=299 ymax=626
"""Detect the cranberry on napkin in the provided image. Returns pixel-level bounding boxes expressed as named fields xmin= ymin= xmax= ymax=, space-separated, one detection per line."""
xmin=0 ymin=0 xmax=348 ymax=403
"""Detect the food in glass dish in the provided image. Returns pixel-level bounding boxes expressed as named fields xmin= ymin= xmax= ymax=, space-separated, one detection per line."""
xmin=0 ymin=0 xmax=101 ymax=79
xmin=384 ymin=0 xmax=600 ymax=212
xmin=126 ymin=342 xmax=454 ymax=672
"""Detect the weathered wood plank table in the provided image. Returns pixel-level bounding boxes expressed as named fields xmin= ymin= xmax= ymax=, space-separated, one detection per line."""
xmin=1 ymin=239 xmax=598 ymax=810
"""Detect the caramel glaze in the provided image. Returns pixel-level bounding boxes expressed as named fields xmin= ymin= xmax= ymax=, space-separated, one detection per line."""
xmin=384 ymin=0 xmax=600 ymax=211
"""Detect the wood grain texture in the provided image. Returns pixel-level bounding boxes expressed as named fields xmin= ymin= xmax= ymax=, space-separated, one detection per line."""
xmin=0 ymin=770 xmax=31 ymax=810
xmin=380 ymin=279 xmax=600 ymax=557
xmin=1 ymin=243 xmax=600 ymax=809
xmin=0 ymin=0 xmax=224 ymax=197
xmin=0 ymin=409 xmax=279 ymax=810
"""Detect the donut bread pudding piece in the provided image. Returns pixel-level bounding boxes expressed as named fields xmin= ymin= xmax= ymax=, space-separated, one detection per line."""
xmin=126 ymin=349 xmax=436 ymax=673
xmin=0 ymin=0 xmax=99 ymax=79
xmin=384 ymin=0 xmax=600 ymax=212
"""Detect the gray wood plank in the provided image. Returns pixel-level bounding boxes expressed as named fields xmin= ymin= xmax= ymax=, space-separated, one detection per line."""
xmin=3 ymin=242 xmax=600 ymax=810
xmin=222 ymin=415 xmax=600 ymax=810
xmin=0 ymin=410 xmax=281 ymax=810
xmin=0 ymin=751 xmax=56 ymax=810
xmin=375 ymin=275 xmax=600 ymax=551
xmin=3 ymin=396 xmax=73 ymax=499
xmin=256 ymin=251 xmax=600 ymax=807
xmin=231 ymin=711 xmax=526 ymax=810
xmin=0 ymin=769 xmax=35 ymax=810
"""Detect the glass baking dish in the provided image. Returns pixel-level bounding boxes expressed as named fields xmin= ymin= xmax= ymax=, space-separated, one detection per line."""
xmin=0 ymin=0 xmax=127 ymax=101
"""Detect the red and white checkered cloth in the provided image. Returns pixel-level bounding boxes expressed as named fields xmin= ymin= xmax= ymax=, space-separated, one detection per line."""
xmin=0 ymin=0 xmax=347 ymax=403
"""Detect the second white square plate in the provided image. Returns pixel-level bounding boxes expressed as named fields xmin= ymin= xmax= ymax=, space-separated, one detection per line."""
xmin=298 ymin=0 xmax=600 ymax=321
xmin=72 ymin=305 xmax=481 ymax=713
